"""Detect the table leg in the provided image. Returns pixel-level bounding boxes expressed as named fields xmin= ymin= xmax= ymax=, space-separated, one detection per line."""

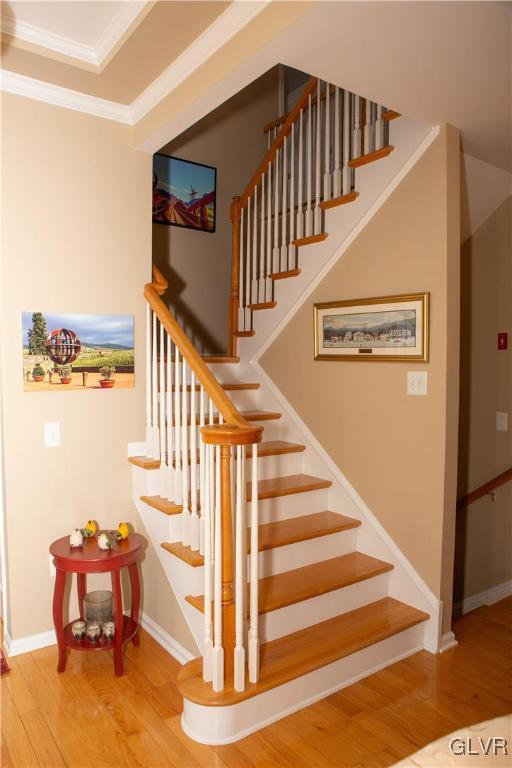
xmin=77 ymin=573 xmax=87 ymax=620
xmin=111 ymin=569 xmax=124 ymax=676
xmin=52 ymin=568 xmax=67 ymax=673
xmin=128 ymin=562 xmax=140 ymax=647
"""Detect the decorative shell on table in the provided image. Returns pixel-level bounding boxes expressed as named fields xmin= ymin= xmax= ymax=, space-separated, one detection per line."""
xmin=98 ymin=533 xmax=113 ymax=550
xmin=69 ymin=529 xmax=84 ymax=548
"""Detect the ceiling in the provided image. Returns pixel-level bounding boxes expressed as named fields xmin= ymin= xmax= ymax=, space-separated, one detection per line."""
xmin=1 ymin=1 xmax=510 ymax=175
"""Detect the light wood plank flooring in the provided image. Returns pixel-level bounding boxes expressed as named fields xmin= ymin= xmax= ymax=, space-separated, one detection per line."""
xmin=2 ymin=598 xmax=511 ymax=767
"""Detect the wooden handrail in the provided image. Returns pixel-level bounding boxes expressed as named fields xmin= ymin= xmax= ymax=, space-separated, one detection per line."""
xmin=146 ymin=266 xmax=254 ymax=431
xmin=457 ymin=467 xmax=512 ymax=509
xmin=240 ymin=76 xmax=318 ymax=208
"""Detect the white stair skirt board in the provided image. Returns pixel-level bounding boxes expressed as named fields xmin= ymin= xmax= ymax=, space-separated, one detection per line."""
xmin=180 ymin=623 xmax=425 ymax=745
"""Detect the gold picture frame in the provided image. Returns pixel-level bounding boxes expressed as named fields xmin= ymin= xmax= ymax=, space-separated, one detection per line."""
xmin=314 ymin=292 xmax=429 ymax=362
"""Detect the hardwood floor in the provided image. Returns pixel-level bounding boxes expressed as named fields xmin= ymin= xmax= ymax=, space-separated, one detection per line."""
xmin=2 ymin=598 xmax=511 ymax=767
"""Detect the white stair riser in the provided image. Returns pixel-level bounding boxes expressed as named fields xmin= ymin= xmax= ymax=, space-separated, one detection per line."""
xmin=181 ymin=622 xmax=426 ymax=744
xmin=259 ymin=572 xmax=390 ymax=642
xmin=258 ymin=528 xmax=357 ymax=577
xmin=257 ymin=488 xmax=330 ymax=523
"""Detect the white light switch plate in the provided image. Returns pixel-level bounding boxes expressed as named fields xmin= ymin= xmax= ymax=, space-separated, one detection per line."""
xmin=407 ymin=371 xmax=428 ymax=396
xmin=496 ymin=412 xmax=508 ymax=432
xmin=44 ymin=422 xmax=60 ymax=447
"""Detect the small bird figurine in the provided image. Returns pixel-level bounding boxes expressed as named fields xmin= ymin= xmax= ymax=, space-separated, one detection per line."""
xmin=98 ymin=533 xmax=113 ymax=550
xmin=117 ymin=522 xmax=130 ymax=540
xmin=69 ymin=529 xmax=84 ymax=548
xmin=83 ymin=520 xmax=98 ymax=538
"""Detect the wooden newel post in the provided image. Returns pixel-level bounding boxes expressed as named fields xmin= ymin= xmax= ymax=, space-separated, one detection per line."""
xmin=229 ymin=196 xmax=241 ymax=357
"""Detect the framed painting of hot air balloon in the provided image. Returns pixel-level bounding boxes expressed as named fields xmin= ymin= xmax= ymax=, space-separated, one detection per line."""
xmin=152 ymin=153 xmax=216 ymax=233
xmin=22 ymin=312 xmax=134 ymax=391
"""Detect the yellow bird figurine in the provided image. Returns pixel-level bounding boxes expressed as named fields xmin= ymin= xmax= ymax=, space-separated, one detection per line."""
xmin=117 ymin=522 xmax=130 ymax=540
xmin=83 ymin=520 xmax=98 ymax=538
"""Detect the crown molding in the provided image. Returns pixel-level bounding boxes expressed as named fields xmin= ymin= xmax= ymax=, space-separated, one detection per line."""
xmin=0 ymin=0 xmax=271 ymax=129
xmin=0 ymin=70 xmax=132 ymax=124
xmin=1 ymin=1 xmax=150 ymax=69
xmin=130 ymin=0 xmax=271 ymax=122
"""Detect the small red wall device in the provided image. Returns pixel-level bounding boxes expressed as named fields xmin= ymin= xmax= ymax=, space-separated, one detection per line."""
xmin=498 ymin=332 xmax=508 ymax=350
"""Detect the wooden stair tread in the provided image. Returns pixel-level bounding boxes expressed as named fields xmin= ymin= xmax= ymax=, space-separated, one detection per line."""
xmin=247 ymin=301 xmax=277 ymax=310
xmin=382 ymin=110 xmax=400 ymax=121
xmin=130 ymin=440 xmax=305 ymax=472
xmin=186 ymin=551 xmax=392 ymax=614
xmin=140 ymin=495 xmax=182 ymax=515
xmin=162 ymin=511 xmax=361 ymax=566
xmin=292 ymin=232 xmax=328 ymax=247
xmin=234 ymin=330 xmax=256 ymax=337
xmin=270 ymin=268 xmax=301 ymax=281
xmin=349 ymin=146 xmax=394 ymax=168
xmin=319 ymin=191 xmax=359 ymax=210
xmin=177 ymin=597 xmax=429 ymax=706
xmin=169 ymin=409 xmax=281 ymax=426
xmin=203 ymin=355 xmax=239 ymax=363
xmin=250 ymin=473 xmax=331 ymax=500
xmin=141 ymin=472 xmax=329 ymax=515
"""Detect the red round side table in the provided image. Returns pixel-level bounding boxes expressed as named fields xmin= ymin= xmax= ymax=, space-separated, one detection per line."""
xmin=49 ymin=533 xmax=144 ymax=676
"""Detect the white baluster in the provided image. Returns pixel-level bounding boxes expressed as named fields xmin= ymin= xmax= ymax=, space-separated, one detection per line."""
xmin=246 ymin=196 xmax=252 ymax=312
xmin=342 ymin=90 xmax=351 ymax=195
xmin=289 ymin=123 xmax=296 ymax=267
xmin=151 ymin=311 xmax=160 ymax=460
xmin=199 ymin=385 xmax=205 ymax=554
xmin=234 ymin=444 xmax=246 ymax=692
xmin=375 ymin=104 xmax=384 ymax=150
xmin=190 ymin=372 xmax=199 ymax=551
xmin=239 ymin=207 xmax=245 ymax=330
xmin=280 ymin=134 xmax=288 ymax=269
xmin=181 ymin=358 xmax=190 ymax=546
xmin=305 ymin=94 xmax=313 ymax=237
xmin=159 ymin=321 xmax=166 ymax=497
xmin=314 ymin=80 xmax=322 ymax=235
xmin=297 ymin=108 xmax=304 ymax=239
xmin=323 ymin=81 xmax=331 ymax=202
xmin=252 ymin=186 xmax=258 ymax=305
xmin=266 ymin=156 xmax=272 ymax=296
xmin=212 ymin=444 xmax=224 ymax=691
xmin=364 ymin=99 xmax=373 ymax=155
xmin=260 ymin=173 xmax=265 ymax=300
xmin=248 ymin=443 xmax=259 ymax=684
xmin=202 ymin=441 xmax=213 ymax=681
xmin=272 ymin=147 xmax=280 ymax=273
xmin=145 ymin=304 xmax=152 ymax=456
xmin=333 ymin=86 xmax=341 ymax=198
xmin=166 ymin=334 xmax=174 ymax=501
xmin=174 ymin=348 xmax=182 ymax=506
xmin=353 ymin=94 xmax=362 ymax=159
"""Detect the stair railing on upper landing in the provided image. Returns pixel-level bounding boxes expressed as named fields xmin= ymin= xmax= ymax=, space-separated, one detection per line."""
xmin=229 ymin=76 xmax=394 ymax=355
xmin=145 ymin=265 xmax=262 ymax=693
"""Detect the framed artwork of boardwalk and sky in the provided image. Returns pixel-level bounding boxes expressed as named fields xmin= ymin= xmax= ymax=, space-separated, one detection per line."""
xmin=314 ymin=293 xmax=429 ymax=362
xmin=152 ymin=153 xmax=216 ymax=233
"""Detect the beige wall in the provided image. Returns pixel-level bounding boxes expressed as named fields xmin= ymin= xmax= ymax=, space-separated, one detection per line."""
xmin=261 ymin=126 xmax=460 ymax=628
xmin=455 ymin=196 xmax=512 ymax=604
xmin=154 ymin=68 xmax=279 ymax=354
xmin=1 ymin=92 xmax=197 ymax=653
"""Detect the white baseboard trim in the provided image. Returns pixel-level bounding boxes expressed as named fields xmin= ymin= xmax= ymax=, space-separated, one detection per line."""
xmin=140 ymin=612 xmax=195 ymax=665
xmin=439 ymin=631 xmax=458 ymax=652
xmin=4 ymin=628 xmax=56 ymax=657
xmin=453 ymin=579 xmax=512 ymax=617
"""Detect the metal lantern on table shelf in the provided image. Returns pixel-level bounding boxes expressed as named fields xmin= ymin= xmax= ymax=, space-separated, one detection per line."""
xmin=45 ymin=328 xmax=81 ymax=366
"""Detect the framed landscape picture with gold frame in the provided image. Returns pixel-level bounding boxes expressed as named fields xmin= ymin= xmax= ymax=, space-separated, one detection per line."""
xmin=314 ymin=293 xmax=429 ymax=362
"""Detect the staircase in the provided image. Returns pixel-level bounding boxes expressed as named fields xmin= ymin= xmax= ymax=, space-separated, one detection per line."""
xmin=130 ymin=76 xmax=440 ymax=744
